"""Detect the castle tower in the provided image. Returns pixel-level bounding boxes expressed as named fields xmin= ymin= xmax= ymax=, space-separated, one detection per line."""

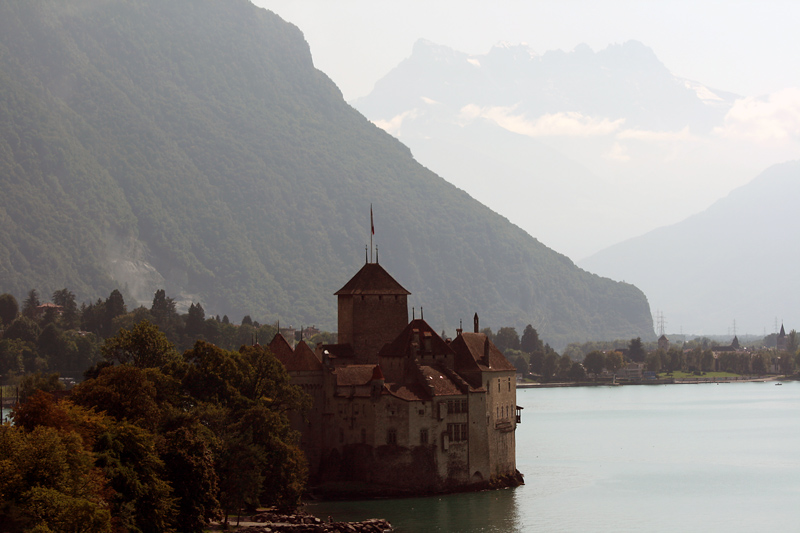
xmin=335 ymin=262 xmax=410 ymax=363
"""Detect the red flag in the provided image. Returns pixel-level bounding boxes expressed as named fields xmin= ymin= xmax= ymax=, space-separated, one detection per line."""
xmin=370 ymin=205 xmax=374 ymax=235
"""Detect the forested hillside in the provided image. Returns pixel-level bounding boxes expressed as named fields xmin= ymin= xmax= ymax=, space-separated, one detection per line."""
xmin=0 ymin=0 xmax=653 ymax=348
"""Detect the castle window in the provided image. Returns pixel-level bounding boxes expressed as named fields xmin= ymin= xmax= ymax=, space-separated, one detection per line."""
xmin=420 ymin=428 xmax=429 ymax=445
xmin=498 ymin=380 xmax=501 ymax=393
xmin=447 ymin=423 xmax=467 ymax=442
xmin=387 ymin=428 xmax=397 ymax=446
xmin=508 ymin=377 xmax=511 ymax=391
xmin=447 ymin=399 xmax=469 ymax=414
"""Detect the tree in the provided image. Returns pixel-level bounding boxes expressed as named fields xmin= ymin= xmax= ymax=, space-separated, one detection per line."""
xmin=94 ymin=419 xmax=176 ymax=532
xmin=529 ymin=350 xmax=544 ymax=375
xmin=510 ymin=354 xmax=529 ymax=375
xmin=81 ymin=299 xmax=106 ymax=336
xmin=52 ymin=288 xmax=79 ymax=330
xmin=21 ymin=289 xmax=40 ymax=319
xmin=160 ymin=425 xmax=221 ymax=532
xmin=3 ymin=316 xmax=41 ymax=344
xmin=541 ymin=353 xmax=557 ymax=382
xmin=645 ymin=351 xmax=662 ymax=372
xmin=0 ymin=424 xmax=112 ymax=532
xmin=700 ymin=349 xmax=715 ymax=371
xmin=104 ymin=289 xmax=127 ymax=336
xmin=628 ymin=337 xmax=646 ymax=363
xmin=71 ymin=365 xmax=166 ymax=431
xmin=568 ymin=361 xmax=586 ymax=381
xmin=605 ymin=351 xmax=624 ymax=373
xmin=787 ymin=329 xmax=799 ymax=356
xmin=16 ymin=373 xmax=65 ymax=405
xmin=0 ymin=293 xmax=19 ymax=325
xmin=185 ymin=303 xmax=206 ymax=338
xmin=101 ymin=320 xmax=180 ymax=368
xmin=494 ymin=327 xmax=520 ymax=353
xmin=666 ymin=348 xmax=685 ymax=373
xmin=779 ymin=351 xmax=795 ymax=375
xmin=751 ymin=353 xmax=767 ymax=375
xmin=0 ymin=338 xmax=27 ymax=377
xmin=556 ymin=354 xmax=573 ymax=380
xmin=583 ymin=351 xmax=605 ymax=377
xmin=520 ymin=324 xmax=542 ymax=354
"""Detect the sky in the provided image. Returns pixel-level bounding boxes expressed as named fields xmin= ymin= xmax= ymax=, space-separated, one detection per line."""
xmin=253 ymin=0 xmax=800 ymax=102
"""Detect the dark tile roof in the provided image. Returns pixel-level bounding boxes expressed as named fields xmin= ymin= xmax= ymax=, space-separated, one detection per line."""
xmin=334 ymin=263 xmax=411 ymax=296
xmin=334 ymin=365 xmax=380 ymax=386
xmin=317 ymin=343 xmax=355 ymax=363
xmin=291 ymin=341 xmax=323 ymax=371
xmin=384 ymin=382 xmax=429 ymax=402
xmin=378 ymin=319 xmax=456 ymax=359
xmin=419 ymin=365 xmax=463 ymax=396
xmin=450 ymin=332 xmax=516 ymax=373
xmin=269 ymin=335 xmax=323 ymax=372
xmin=268 ymin=334 xmax=295 ymax=363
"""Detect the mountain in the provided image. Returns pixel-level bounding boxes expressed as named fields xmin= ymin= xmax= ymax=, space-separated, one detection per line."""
xmin=580 ymin=161 xmax=800 ymax=335
xmin=351 ymin=39 xmax=759 ymax=259
xmin=0 ymin=0 xmax=653 ymax=349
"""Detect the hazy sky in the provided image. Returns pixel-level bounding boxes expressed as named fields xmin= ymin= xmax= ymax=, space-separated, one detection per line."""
xmin=254 ymin=0 xmax=800 ymax=101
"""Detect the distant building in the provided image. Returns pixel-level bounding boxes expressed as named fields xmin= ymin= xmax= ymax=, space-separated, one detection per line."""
xmin=777 ymin=324 xmax=788 ymax=351
xmin=618 ymin=362 xmax=644 ymax=379
xmin=271 ymin=260 xmax=521 ymax=493
xmin=658 ymin=334 xmax=669 ymax=352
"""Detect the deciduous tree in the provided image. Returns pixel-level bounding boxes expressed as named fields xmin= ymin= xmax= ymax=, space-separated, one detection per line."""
xmin=583 ymin=351 xmax=605 ymax=376
xmin=0 ymin=293 xmax=19 ymax=325
xmin=628 ymin=337 xmax=646 ymax=363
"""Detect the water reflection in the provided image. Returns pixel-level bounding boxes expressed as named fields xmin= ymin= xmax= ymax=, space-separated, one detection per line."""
xmin=307 ymin=486 xmax=521 ymax=533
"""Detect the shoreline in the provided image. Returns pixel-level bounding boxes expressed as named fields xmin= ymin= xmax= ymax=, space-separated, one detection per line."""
xmin=519 ymin=375 xmax=784 ymax=388
xmin=206 ymin=511 xmax=391 ymax=532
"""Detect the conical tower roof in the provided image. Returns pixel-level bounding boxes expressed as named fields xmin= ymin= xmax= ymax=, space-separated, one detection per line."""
xmin=335 ymin=263 xmax=410 ymax=296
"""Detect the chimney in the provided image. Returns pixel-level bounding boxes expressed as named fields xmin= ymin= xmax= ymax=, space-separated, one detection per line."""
xmin=473 ymin=313 xmax=479 ymax=333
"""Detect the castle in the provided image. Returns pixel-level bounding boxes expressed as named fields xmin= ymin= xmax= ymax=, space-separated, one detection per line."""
xmin=269 ymin=260 xmax=522 ymax=493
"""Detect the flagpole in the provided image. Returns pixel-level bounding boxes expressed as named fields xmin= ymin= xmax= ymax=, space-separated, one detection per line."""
xmin=370 ymin=204 xmax=374 ymax=263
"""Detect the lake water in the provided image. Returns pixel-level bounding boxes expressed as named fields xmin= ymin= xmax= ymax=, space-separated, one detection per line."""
xmin=307 ymin=382 xmax=800 ymax=532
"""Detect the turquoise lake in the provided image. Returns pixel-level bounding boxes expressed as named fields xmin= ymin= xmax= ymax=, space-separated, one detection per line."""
xmin=307 ymin=381 xmax=800 ymax=532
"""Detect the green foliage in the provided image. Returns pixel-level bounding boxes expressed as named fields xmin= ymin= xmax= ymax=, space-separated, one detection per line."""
xmin=21 ymin=290 xmax=40 ymax=320
xmin=628 ymin=337 xmax=646 ymax=363
xmin=0 ymin=293 xmax=18 ymax=325
xmin=9 ymin=319 xmax=312 ymax=531
xmin=494 ymin=327 xmax=520 ymax=353
xmin=582 ymin=351 xmax=605 ymax=376
xmin=17 ymin=373 xmax=63 ymax=404
xmin=4 ymin=317 xmax=40 ymax=344
xmin=0 ymin=424 xmax=112 ymax=533
xmin=567 ymin=361 xmax=586 ymax=381
xmin=520 ymin=324 xmax=542 ymax=354
xmin=101 ymin=321 xmax=180 ymax=368
xmin=605 ymin=351 xmax=624 ymax=373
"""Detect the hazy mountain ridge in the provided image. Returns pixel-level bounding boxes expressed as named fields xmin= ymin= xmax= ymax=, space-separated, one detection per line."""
xmin=0 ymin=0 xmax=653 ymax=348
xmin=357 ymin=39 xmax=734 ymax=132
xmin=579 ymin=160 xmax=800 ymax=335
xmin=352 ymin=39 xmax=758 ymax=259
